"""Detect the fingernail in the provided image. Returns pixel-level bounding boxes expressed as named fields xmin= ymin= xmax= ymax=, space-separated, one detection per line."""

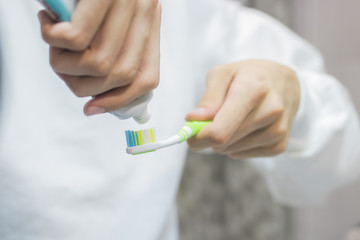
xmin=85 ymin=106 xmax=106 ymax=116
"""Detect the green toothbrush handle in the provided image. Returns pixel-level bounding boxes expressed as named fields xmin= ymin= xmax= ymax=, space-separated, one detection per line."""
xmin=184 ymin=121 xmax=212 ymax=138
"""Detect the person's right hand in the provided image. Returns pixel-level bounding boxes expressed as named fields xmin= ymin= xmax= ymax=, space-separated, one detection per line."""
xmin=38 ymin=0 xmax=162 ymax=116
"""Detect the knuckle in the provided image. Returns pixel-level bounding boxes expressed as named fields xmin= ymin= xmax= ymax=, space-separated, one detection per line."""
xmin=237 ymin=76 xmax=269 ymax=101
xmin=276 ymin=125 xmax=288 ymax=139
xmin=267 ymin=124 xmax=287 ymax=140
xmin=208 ymin=129 xmax=231 ymax=147
xmin=260 ymin=98 xmax=285 ymax=124
xmin=62 ymin=77 xmax=87 ymax=98
xmin=274 ymin=119 xmax=289 ymax=139
xmin=87 ymin=54 xmax=114 ymax=76
xmin=271 ymin=141 xmax=288 ymax=155
xmin=140 ymin=74 xmax=160 ymax=91
xmin=113 ymin=64 xmax=139 ymax=83
xmin=64 ymin=30 xmax=90 ymax=50
xmin=272 ymin=100 xmax=285 ymax=117
xmin=253 ymin=81 xmax=269 ymax=98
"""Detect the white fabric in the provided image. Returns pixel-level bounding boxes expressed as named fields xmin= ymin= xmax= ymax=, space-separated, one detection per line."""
xmin=0 ymin=0 xmax=359 ymax=239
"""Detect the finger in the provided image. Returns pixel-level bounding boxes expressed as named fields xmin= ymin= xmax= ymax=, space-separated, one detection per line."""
xmin=49 ymin=2 xmax=134 ymax=76
xmin=58 ymin=71 xmax=153 ymax=99
xmin=83 ymin=68 xmax=159 ymax=115
xmin=188 ymin=76 xmax=268 ymax=150
xmin=38 ymin=10 xmax=57 ymax=26
xmin=109 ymin=1 xmax=159 ymax=82
xmin=228 ymin=139 xmax=288 ymax=159
xmin=50 ymin=47 xmax=105 ymax=76
xmin=80 ymin=3 xmax=161 ymax=115
xmin=134 ymin=2 xmax=162 ymax=92
xmin=215 ymin=117 xmax=287 ymax=154
xmin=237 ymin=92 xmax=284 ymax=138
xmin=186 ymin=66 xmax=234 ymax=121
xmin=58 ymin=74 xmax=118 ymax=98
xmin=39 ymin=0 xmax=113 ymax=50
xmin=186 ymin=108 xmax=218 ymax=122
xmin=215 ymin=91 xmax=284 ymax=150
xmin=57 ymin=4 xmax=162 ymax=99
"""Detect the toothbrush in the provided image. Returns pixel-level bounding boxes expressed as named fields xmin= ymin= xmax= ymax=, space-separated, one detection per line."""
xmin=125 ymin=121 xmax=211 ymax=155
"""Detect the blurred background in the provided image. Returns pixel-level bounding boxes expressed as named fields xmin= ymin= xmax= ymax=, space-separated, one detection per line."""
xmin=177 ymin=0 xmax=360 ymax=239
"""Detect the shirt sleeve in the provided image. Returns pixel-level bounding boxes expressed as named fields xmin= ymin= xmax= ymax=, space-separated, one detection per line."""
xmin=189 ymin=1 xmax=360 ymax=206
xmin=252 ymin=70 xmax=360 ymax=206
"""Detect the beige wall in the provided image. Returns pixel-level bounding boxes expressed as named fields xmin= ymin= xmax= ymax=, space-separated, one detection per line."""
xmin=292 ymin=1 xmax=360 ymax=240
xmin=293 ymin=0 xmax=360 ymax=107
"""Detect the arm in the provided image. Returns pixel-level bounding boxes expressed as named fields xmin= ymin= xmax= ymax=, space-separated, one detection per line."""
xmin=233 ymin=8 xmax=360 ymax=206
xmin=187 ymin=3 xmax=360 ymax=206
xmin=254 ymin=61 xmax=360 ymax=206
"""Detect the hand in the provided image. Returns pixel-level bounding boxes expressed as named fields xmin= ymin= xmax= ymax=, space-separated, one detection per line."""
xmin=38 ymin=0 xmax=161 ymax=116
xmin=186 ymin=60 xmax=301 ymax=159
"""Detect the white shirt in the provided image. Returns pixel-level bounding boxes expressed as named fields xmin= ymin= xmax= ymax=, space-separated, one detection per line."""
xmin=0 ymin=0 xmax=359 ymax=239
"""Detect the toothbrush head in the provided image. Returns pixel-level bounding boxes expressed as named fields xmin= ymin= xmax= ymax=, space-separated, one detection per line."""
xmin=125 ymin=128 xmax=156 ymax=155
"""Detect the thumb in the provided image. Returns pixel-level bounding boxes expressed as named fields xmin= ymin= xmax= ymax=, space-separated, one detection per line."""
xmin=186 ymin=66 xmax=234 ymax=121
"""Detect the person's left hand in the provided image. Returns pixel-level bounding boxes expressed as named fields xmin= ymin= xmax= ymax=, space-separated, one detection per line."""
xmin=186 ymin=60 xmax=300 ymax=159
